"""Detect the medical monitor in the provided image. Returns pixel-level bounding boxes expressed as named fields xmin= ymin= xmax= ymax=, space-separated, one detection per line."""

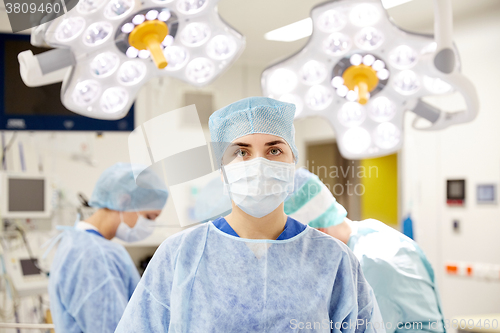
xmin=0 ymin=173 xmax=51 ymax=218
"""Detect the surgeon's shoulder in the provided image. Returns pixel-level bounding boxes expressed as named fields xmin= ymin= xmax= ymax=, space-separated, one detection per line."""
xmin=357 ymin=218 xmax=393 ymax=233
xmin=305 ymin=226 xmax=353 ymax=256
xmin=155 ymin=222 xmax=210 ymax=256
xmin=54 ymin=230 xmax=126 ymax=277
xmin=305 ymin=227 xmax=362 ymax=272
xmin=58 ymin=229 xmax=100 ymax=255
xmin=74 ymin=230 xmax=128 ymax=259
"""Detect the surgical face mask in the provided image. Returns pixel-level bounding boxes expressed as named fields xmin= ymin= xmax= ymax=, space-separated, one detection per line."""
xmin=222 ymin=157 xmax=295 ymax=218
xmin=115 ymin=214 xmax=155 ymax=243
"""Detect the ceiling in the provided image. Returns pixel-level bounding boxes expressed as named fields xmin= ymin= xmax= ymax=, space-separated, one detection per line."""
xmin=218 ymin=0 xmax=500 ymax=66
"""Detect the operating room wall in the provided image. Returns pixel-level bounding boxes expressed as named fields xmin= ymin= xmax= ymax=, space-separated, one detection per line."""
xmin=400 ymin=5 xmax=500 ymax=320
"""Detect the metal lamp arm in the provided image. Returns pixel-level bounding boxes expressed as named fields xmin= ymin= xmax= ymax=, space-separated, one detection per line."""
xmin=411 ymin=0 xmax=479 ymax=131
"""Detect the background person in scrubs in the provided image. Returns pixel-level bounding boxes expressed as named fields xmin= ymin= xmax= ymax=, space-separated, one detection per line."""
xmin=284 ymin=168 xmax=445 ymax=333
xmin=115 ymin=97 xmax=385 ymax=332
xmin=49 ymin=163 xmax=169 ymax=333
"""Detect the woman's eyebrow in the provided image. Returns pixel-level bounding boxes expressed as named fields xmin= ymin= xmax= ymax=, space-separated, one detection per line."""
xmin=265 ymin=140 xmax=286 ymax=146
xmin=231 ymin=142 xmax=251 ymax=147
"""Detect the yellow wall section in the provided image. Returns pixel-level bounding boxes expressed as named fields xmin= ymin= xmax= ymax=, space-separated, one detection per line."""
xmin=360 ymin=153 xmax=398 ymax=226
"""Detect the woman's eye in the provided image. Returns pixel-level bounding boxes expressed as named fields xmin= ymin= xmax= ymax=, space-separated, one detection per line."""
xmin=270 ymin=148 xmax=282 ymax=156
xmin=236 ymin=149 xmax=247 ymax=157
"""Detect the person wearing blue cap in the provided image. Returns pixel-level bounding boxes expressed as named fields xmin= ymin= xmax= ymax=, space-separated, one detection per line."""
xmin=284 ymin=168 xmax=445 ymax=333
xmin=48 ymin=163 xmax=168 ymax=333
xmin=115 ymin=97 xmax=384 ymax=333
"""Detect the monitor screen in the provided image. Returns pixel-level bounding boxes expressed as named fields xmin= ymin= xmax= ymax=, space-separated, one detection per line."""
xmin=20 ymin=259 xmax=42 ymax=276
xmin=8 ymin=178 xmax=45 ymax=212
xmin=0 ymin=33 xmax=135 ymax=131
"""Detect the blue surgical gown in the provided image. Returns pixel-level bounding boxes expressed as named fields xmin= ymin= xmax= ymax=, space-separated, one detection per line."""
xmin=347 ymin=220 xmax=445 ymax=333
xmin=115 ymin=217 xmax=385 ymax=333
xmin=49 ymin=228 xmax=140 ymax=333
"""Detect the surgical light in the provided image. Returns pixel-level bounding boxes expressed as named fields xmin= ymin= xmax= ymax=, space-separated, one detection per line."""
xmin=268 ymin=69 xmax=298 ymax=95
xmin=336 ymin=85 xmax=349 ymax=97
xmin=350 ymin=54 xmax=362 ymax=66
xmin=181 ymin=23 xmax=210 ymax=46
xmin=90 ymin=52 xmax=120 ymax=77
xmin=55 ymin=18 xmax=86 ymax=42
xmin=19 ymin=0 xmax=245 ymax=120
xmin=377 ymin=68 xmax=390 ymax=80
xmin=370 ymin=96 xmax=396 ymax=122
xmin=338 ymin=102 xmax=366 ymax=127
xmin=390 ymin=45 xmax=418 ymax=69
xmin=177 ymin=0 xmax=207 ymax=14
xmin=121 ymin=23 xmax=135 ymax=33
xmin=206 ymin=35 xmax=237 ymax=60
xmin=362 ymin=54 xmax=375 ymax=66
xmin=162 ymin=34 xmax=174 ymax=47
xmin=146 ymin=10 xmax=159 ymax=20
xmin=323 ymin=33 xmax=351 ymax=56
xmin=118 ymin=61 xmax=147 ymax=85
xmin=343 ymin=127 xmax=371 ymax=154
xmin=101 ymin=87 xmax=129 ymax=114
xmin=104 ymin=0 xmax=134 ymax=19
xmin=393 ymin=70 xmax=420 ymax=95
xmin=372 ymin=59 xmax=385 ymax=71
xmin=158 ymin=10 xmax=172 ymax=21
xmin=262 ymin=0 xmax=479 ymax=159
xmin=132 ymin=14 xmax=145 ymax=25
xmin=73 ymin=80 xmax=101 ymax=106
xmin=305 ymin=85 xmax=332 ymax=110
xmin=374 ymin=122 xmax=401 ymax=149
xmin=83 ymin=22 xmax=113 ymax=46
xmin=350 ymin=4 xmax=380 ymax=27
xmin=163 ymin=46 xmax=189 ymax=70
xmin=126 ymin=46 xmax=139 ymax=58
xmin=355 ymin=27 xmax=384 ymax=50
xmin=317 ymin=10 xmax=347 ymax=32
xmin=346 ymin=90 xmax=359 ymax=102
xmin=301 ymin=60 xmax=327 ymax=85
xmin=138 ymin=50 xmax=151 ymax=59
xmin=331 ymin=76 xmax=344 ymax=88
xmin=78 ymin=0 xmax=106 ymax=14
xmin=185 ymin=57 xmax=215 ymax=84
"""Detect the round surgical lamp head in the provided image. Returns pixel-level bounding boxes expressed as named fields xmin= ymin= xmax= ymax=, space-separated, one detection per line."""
xmin=261 ymin=0 xmax=478 ymax=160
xmin=18 ymin=0 xmax=246 ymax=120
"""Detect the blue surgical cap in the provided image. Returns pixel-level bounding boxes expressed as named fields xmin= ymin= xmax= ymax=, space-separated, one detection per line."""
xmin=208 ymin=97 xmax=299 ymax=166
xmin=284 ymin=168 xmax=347 ymax=228
xmin=89 ymin=163 xmax=168 ymax=212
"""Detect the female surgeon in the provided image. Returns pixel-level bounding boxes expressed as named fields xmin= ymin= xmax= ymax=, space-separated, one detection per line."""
xmin=115 ymin=97 xmax=384 ymax=333
xmin=48 ymin=163 xmax=168 ymax=333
